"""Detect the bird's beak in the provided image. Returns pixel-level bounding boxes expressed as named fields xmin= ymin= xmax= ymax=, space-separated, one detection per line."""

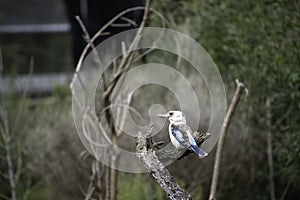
xmin=157 ymin=113 xmax=169 ymax=118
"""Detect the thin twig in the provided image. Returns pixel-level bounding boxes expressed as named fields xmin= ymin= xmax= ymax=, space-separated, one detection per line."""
xmin=116 ymin=93 xmax=133 ymax=137
xmin=120 ymin=17 xmax=137 ymax=27
xmin=103 ymin=0 xmax=151 ymax=100
xmin=132 ymin=7 xmax=170 ymax=63
xmin=98 ymin=104 xmax=146 ymax=125
xmin=102 ymin=0 xmax=151 ymax=136
xmin=75 ymin=16 xmax=107 ymax=91
xmin=280 ymin=181 xmax=292 ymax=200
xmin=209 ymin=79 xmax=246 ymax=200
xmin=0 ymin=47 xmax=3 ymax=75
xmin=82 ymin=107 xmax=112 ymax=145
xmin=82 ymin=109 xmax=110 ymax=148
xmin=71 ymin=6 xmax=147 ymax=86
xmin=111 ymin=23 xmax=132 ymax=27
xmin=5 ymin=139 xmax=18 ymax=200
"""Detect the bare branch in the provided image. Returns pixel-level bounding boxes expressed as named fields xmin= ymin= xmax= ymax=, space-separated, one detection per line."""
xmin=132 ymin=7 xmax=170 ymax=63
xmin=110 ymin=23 xmax=132 ymax=27
xmin=82 ymin=107 xmax=112 ymax=146
xmin=1 ymin=97 xmax=17 ymax=200
xmin=70 ymin=6 xmax=148 ymax=84
xmin=4 ymin=140 xmax=18 ymax=200
xmin=0 ymin=47 xmax=3 ymax=75
xmin=280 ymin=181 xmax=292 ymax=200
xmin=120 ymin=17 xmax=137 ymax=27
xmin=103 ymin=0 xmax=151 ymax=99
xmin=116 ymin=93 xmax=133 ymax=137
xmin=82 ymin=109 xmax=110 ymax=148
xmin=136 ymin=131 xmax=194 ymax=200
xmin=75 ymin=16 xmax=107 ymax=91
xmin=209 ymin=79 xmax=246 ymax=200
xmin=70 ymin=2 xmax=154 ymax=200
xmin=83 ymin=183 xmax=95 ymax=200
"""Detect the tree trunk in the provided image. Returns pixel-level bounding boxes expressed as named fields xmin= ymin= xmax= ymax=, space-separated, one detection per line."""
xmin=266 ymin=98 xmax=276 ymax=200
xmin=109 ymin=135 xmax=119 ymax=200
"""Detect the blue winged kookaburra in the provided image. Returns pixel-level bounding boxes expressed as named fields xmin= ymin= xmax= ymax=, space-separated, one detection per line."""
xmin=158 ymin=111 xmax=208 ymax=158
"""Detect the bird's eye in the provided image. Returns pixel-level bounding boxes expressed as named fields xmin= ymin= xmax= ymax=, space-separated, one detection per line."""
xmin=169 ymin=112 xmax=174 ymax=116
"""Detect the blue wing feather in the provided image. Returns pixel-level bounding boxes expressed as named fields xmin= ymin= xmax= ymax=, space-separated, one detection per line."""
xmin=191 ymin=144 xmax=208 ymax=157
xmin=171 ymin=124 xmax=207 ymax=158
xmin=171 ymin=126 xmax=190 ymax=148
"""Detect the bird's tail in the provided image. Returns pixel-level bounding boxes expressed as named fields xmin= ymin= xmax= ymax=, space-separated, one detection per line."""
xmin=191 ymin=145 xmax=208 ymax=158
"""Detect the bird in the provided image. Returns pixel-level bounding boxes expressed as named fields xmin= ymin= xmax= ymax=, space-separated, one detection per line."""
xmin=158 ymin=111 xmax=208 ymax=158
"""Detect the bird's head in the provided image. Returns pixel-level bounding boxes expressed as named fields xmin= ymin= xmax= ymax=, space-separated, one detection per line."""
xmin=158 ymin=110 xmax=186 ymax=125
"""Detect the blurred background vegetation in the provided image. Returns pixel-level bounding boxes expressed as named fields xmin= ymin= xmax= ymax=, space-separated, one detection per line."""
xmin=0 ymin=0 xmax=299 ymax=200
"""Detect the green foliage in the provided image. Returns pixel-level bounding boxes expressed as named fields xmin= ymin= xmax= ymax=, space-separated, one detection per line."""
xmin=0 ymin=92 xmax=37 ymax=200
xmin=118 ymin=174 xmax=165 ymax=200
xmin=0 ymin=89 xmax=80 ymax=200
xmin=197 ymin=1 xmax=300 ymax=198
xmin=52 ymin=83 xmax=71 ymax=102
xmin=152 ymin=0 xmax=300 ymax=199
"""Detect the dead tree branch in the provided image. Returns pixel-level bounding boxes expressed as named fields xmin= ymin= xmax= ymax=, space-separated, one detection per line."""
xmin=75 ymin=16 xmax=107 ymax=91
xmin=71 ymin=3 xmax=151 ymax=199
xmin=209 ymin=79 xmax=246 ymax=200
xmin=103 ymin=2 xmax=151 ymax=199
xmin=136 ymin=130 xmax=194 ymax=200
